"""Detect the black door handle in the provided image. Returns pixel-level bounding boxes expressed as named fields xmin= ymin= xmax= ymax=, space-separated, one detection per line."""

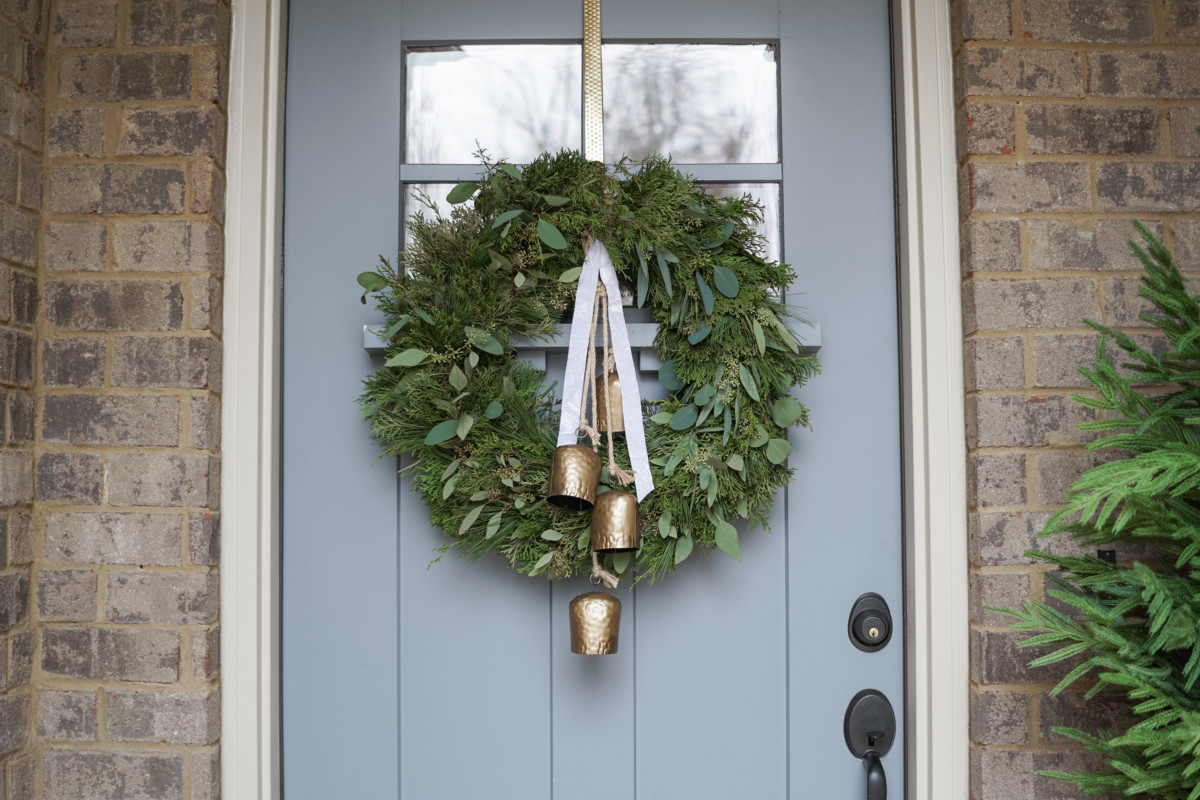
xmin=844 ymin=690 xmax=895 ymax=800
xmin=863 ymin=750 xmax=886 ymax=800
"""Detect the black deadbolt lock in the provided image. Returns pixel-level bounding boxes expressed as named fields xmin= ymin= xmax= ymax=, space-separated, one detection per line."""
xmin=848 ymin=592 xmax=892 ymax=652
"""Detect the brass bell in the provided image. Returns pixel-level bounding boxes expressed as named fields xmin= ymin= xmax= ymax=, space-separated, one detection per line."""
xmin=548 ymin=444 xmax=601 ymax=510
xmin=591 ymin=489 xmax=640 ymax=552
xmin=594 ymin=371 xmax=624 ymax=433
xmin=569 ymin=592 xmax=621 ymax=655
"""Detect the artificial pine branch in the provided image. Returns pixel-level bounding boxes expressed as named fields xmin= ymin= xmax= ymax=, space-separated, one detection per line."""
xmin=998 ymin=223 xmax=1200 ymax=799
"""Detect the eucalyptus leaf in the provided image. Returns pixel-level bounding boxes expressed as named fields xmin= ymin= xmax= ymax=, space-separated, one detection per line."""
xmin=688 ymin=324 xmax=712 ymax=345
xmin=458 ymin=505 xmax=484 ymax=535
xmin=750 ymin=425 xmax=769 ymax=447
xmin=357 ymin=271 xmax=388 ymax=292
xmin=650 ymin=411 xmax=674 ymax=424
xmin=492 ymin=209 xmax=524 ymax=229
xmin=558 ymin=266 xmax=583 ymax=283
xmin=738 ymin=364 xmax=760 ymax=401
xmin=714 ymin=518 xmax=741 ymax=561
xmin=541 ymin=529 xmax=563 ymax=541
xmin=537 ymin=218 xmax=568 ymax=250
xmin=669 ymin=404 xmax=699 ymax=430
xmin=513 ymin=272 xmax=526 ymax=288
xmin=442 ymin=475 xmax=459 ymax=500
xmin=386 ymin=348 xmax=428 ymax=367
xmin=463 ymin=327 xmax=502 ymax=356
xmin=707 ymin=472 xmax=718 ymax=507
xmin=772 ymin=315 xmax=800 ymax=354
xmin=655 ymin=248 xmax=674 ymax=298
xmin=543 ymin=194 xmax=571 ymax=207
xmin=752 ymin=318 xmax=766 ymax=355
xmin=413 ymin=306 xmax=435 ymax=325
xmin=378 ymin=315 xmax=410 ymax=340
xmin=533 ymin=551 xmax=554 ymax=569
xmin=658 ymin=512 xmax=673 ymax=539
xmin=636 ymin=247 xmax=650 ymax=307
xmin=612 ymin=553 xmax=631 ymax=574
xmin=727 ymin=454 xmax=744 ymax=471
xmin=723 ymin=407 xmax=732 ymax=445
xmin=424 ymin=419 xmax=459 ymax=446
xmin=659 ymin=360 xmax=684 ymax=391
xmin=449 ymin=365 xmax=468 ymax=391
xmin=674 ymin=535 xmax=694 ymax=565
xmin=446 ymin=181 xmax=478 ymax=204
xmin=765 ymin=438 xmax=792 ymax=465
xmin=712 ymin=264 xmax=739 ymax=298
xmin=694 ymin=385 xmax=716 ymax=406
xmin=696 ymin=272 xmax=715 ymax=315
xmin=468 ymin=351 xmax=480 ymax=368
xmin=772 ymin=397 xmax=807 ymax=428
xmin=456 ymin=414 xmax=475 ymax=440
xmin=485 ymin=401 xmax=504 ymax=419
xmin=485 ymin=511 xmax=503 ymax=539
xmin=488 ymin=248 xmax=514 ymax=271
xmin=441 ymin=458 xmax=461 ymax=481
xmin=500 ymin=163 xmax=522 ymax=179
xmin=469 ymin=491 xmax=490 ymax=502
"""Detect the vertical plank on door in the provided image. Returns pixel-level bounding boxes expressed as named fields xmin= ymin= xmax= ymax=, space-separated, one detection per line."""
xmin=634 ymin=502 xmax=789 ymax=799
xmin=399 ymin=479 xmax=553 ymax=799
xmin=782 ymin=0 xmax=905 ymax=797
xmin=282 ymin=0 xmax=405 ymax=796
xmin=550 ymin=578 xmax=636 ymax=800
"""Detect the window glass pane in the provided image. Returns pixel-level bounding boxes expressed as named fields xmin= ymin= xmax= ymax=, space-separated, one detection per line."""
xmin=603 ymin=44 xmax=779 ymax=164
xmin=403 ymin=183 xmax=456 ymax=246
xmin=406 ymin=45 xmax=582 ymax=164
xmin=699 ymin=183 xmax=780 ymax=265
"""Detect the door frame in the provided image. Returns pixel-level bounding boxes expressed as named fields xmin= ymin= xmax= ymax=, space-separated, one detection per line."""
xmin=219 ymin=0 xmax=968 ymax=797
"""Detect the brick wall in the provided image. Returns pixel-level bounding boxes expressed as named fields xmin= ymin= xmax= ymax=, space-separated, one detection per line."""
xmin=32 ymin=0 xmax=227 ymax=796
xmin=0 ymin=0 xmax=46 ymax=794
xmin=953 ymin=0 xmax=1200 ymax=797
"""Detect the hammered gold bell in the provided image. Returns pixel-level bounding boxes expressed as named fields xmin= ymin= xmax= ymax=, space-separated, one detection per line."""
xmin=569 ymin=592 xmax=621 ymax=655
xmin=594 ymin=372 xmax=625 ymax=433
xmin=591 ymin=489 xmax=640 ymax=552
xmin=548 ymin=444 xmax=601 ymax=510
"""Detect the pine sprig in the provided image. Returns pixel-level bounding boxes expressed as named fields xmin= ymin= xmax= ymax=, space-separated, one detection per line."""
xmin=996 ymin=222 xmax=1200 ymax=798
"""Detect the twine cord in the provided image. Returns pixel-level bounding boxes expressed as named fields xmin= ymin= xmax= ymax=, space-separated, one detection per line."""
xmin=578 ymin=281 xmax=604 ymax=451
xmin=590 ymin=549 xmax=620 ymax=588
xmin=600 ymin=288 xmax=635 ymax=487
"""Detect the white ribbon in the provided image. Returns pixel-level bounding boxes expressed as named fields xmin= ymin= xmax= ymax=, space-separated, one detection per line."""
xmin=556 ymin=242 xmax=655 ymax=502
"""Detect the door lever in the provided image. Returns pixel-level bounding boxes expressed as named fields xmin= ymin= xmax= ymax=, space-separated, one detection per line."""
xmin=862 ymin=750 xmax=886 ymax=800
xmin=844 ymin=690 xmax=895 ymax=800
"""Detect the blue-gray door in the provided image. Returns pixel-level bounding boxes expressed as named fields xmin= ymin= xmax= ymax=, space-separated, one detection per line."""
xmin=282 ymin=1 xmax=902 ymax=798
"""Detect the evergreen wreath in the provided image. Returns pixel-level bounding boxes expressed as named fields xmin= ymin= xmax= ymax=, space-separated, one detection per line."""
xmin=358 ymin=150 xmax=818 ymax=584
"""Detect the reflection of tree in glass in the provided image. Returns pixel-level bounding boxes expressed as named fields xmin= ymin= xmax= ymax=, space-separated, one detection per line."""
xmin=700 ymin=184 xmax=780 ymax=265
xmin=406 ymin=46 xmax=581 ymax=163
xmin=603 ymin=45 xmax=778 ymax=164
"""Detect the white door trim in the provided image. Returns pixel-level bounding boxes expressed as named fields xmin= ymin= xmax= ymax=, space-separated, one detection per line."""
xmin=221 ymin=0 xmax=286 ymax=796
xmin=219 ymin=0 xmax=968 ymax=797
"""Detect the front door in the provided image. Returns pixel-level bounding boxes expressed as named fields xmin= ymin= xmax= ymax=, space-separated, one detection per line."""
xmin=282 ymin=1 xmax=903 ymax=797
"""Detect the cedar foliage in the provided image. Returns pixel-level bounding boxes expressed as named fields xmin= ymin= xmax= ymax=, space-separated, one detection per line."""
xmin=1002 ymin=223 xmax=1200 ymax=798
